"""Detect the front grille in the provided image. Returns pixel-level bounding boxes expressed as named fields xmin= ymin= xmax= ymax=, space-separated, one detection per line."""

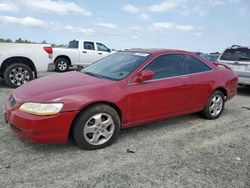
xmin=9 ymin=95 xmax=16 ymax=108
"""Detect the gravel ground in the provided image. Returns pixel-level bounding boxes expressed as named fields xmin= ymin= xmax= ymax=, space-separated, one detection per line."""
xmin=0 ymin=72 xmax=249 ymax=188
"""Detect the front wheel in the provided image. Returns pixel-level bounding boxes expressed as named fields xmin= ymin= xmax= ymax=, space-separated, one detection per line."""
xmin=202 ymin=90 xmax=225 ymax=119
xmin=72 ymin=105 xmax=121 ymax=150
xmin=3 ymin=63 xmax=33 ymax=88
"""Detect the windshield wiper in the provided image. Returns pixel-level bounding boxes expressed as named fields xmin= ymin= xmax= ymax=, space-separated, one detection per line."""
xmin=83 ymin=72 xmax=105 ymax=79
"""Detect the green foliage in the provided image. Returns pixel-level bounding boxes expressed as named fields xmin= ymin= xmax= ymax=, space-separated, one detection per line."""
xmin=0 ymin=38 xmax=66 ymax=47
xmin=0 ymin=38 xmax=13 ymax=43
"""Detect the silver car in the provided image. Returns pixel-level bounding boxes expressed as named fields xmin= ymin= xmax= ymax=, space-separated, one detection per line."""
xmin=218 ymin=45 xmax=250 ymax=86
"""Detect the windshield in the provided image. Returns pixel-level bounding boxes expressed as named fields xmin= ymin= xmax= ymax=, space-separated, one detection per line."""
xmin=81 ymin=51 xmax=151 ymax=80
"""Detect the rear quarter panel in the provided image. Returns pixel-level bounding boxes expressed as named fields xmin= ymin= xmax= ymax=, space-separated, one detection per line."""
xmin=0 ymin=43 xmax=52 ymax=72
xmin=213 ymin=64 xmax=238 ymax=100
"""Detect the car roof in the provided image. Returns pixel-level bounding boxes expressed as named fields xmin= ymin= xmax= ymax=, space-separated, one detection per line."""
xmin=226 ymin=45 xmax=250 ymax=50
xmin=124 ymin=48 xmax=194 ymax=56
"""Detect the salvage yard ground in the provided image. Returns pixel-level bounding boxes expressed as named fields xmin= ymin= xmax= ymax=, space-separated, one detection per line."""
xmin=0 ymin=72 xmax=249 ymax=188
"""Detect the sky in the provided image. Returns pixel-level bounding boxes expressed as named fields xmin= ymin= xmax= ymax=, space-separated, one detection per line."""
xmin=0 ymin=0 xmax=250 ymax=52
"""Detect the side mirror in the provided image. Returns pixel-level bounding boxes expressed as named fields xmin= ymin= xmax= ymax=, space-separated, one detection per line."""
xmin=133 ymin=70 xmax=154 ymax=83
xmin=107 ymin=49 xmax=111 ymax=52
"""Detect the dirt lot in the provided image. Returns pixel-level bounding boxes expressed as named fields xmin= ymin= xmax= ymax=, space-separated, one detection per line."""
xmin=0 ymin=72 xmax=249 ymax=188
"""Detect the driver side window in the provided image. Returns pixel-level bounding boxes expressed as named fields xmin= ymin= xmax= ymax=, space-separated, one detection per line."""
xmin=144 ymin=54 xmax=186 ymax=80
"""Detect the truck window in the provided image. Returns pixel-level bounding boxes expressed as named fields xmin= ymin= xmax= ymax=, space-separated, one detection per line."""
xmin=96 ymin=43 xmax=110 ymax=52
xmin=84 ymin=42 xmax=95 ymax=50
xmin=220 ymin=48 xmax=250 ymax=61
xmin=67 ymin=40 xmax=79 ymax=48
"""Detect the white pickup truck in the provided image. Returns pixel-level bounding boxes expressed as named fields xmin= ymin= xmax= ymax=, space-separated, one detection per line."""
xmin=0 ymin=43 xmax=53 ymax=88
xmin=51 ymin=40 xmax=115 ymax=72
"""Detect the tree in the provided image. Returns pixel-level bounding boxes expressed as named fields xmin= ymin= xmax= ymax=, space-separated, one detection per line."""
xmin=41 ymin=40 xmax=47 ymax=44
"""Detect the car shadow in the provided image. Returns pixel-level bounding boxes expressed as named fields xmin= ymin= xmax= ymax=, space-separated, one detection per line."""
xmin=17 ymin=137 xmax=80 ymax=153
xmin=18 ymin=114 xmax=198 ymax=152
xmin=237 ymin=86 xmax=250 ymax=96
xmin=0 ymin=78 xmax=10 ymax=88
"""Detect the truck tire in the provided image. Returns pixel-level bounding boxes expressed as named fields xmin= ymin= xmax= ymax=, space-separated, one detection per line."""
xmin=3 ymin=63 xmax=34 ymax=88
xmin=55 ymin=58 xmax=70 ymax=72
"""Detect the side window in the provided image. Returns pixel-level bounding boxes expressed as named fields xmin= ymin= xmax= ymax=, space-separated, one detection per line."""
xmin=97 ymin=43 xmax=110 ymax=52
xmin=185 ymin=55 xmax=211 ymax=74
xmin=220 ymin=49 xmax=250 ymax=61
xmin=144 ymin=54 xmax=186 ymax=80
xmin=84 ymin=42 xmax=95 ymax=50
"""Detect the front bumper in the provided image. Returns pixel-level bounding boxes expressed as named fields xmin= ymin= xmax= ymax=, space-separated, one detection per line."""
xmin=47 ymin=63 xmax=55 ymax=72
xmin=5 ymin=101 xmax=78 ymax=144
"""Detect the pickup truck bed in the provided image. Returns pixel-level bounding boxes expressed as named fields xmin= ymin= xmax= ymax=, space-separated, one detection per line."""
xmin=0 ymin=43 xmax=53 ymax=88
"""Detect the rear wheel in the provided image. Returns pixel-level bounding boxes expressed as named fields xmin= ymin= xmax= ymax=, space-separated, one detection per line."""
xmin=3 ymin=63 xmax=33 ymax=88
xmin=55 ymin=58 xmax=69 ymax=72
xmin=72 ymin=104 xmax=121 ymax=150
xmin=202 ymin=90 xmax=225 ymax=119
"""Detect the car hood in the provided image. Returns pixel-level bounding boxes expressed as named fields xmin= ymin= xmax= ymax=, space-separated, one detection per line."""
xmin=14 ymin=71 xmax=115 ymax=102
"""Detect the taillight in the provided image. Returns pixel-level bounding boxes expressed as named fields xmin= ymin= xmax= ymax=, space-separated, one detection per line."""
xmin=43 ymin=46 xmax=53 ymax=55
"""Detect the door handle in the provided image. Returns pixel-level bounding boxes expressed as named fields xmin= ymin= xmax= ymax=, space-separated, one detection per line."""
xmin=98 ymin=52 xmax=102 ymax=55
xmin=82 ymin=51 xmax=87 ymax=53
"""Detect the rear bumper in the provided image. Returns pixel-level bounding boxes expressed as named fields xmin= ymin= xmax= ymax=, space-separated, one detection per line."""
xmin=47 ymin=63 xmax=55 ymax=72
xmin=5 ymin=103 xmax=78 ymax=144
xmin=235 ymin=71 xmax=250 ymax=85
xmin=238 ymin=76 xmax=250 ymax=85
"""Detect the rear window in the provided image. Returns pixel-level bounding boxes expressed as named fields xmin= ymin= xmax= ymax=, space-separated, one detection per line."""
xmin=220 ymin=48 xmax=250 ymax=61
xmin=185 ymin=55 xmax=212 ymax=74
xmin=67 ymin=40 xmax=79 ymax=48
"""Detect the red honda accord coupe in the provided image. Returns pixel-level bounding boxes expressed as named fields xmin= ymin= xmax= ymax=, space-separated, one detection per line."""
xmin=5 ymin=49 xmax=238 ymax=149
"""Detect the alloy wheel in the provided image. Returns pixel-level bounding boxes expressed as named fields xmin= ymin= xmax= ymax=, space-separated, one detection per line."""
xmin=58 ymin=61 xmax=68 ymax=71
xmin=9 ymin=67 xmax=30 ymax=86
xmin=209 ymin=94 xmax=223 ymax=116
xmin=83 ymin=113 xmax=115 ymax=146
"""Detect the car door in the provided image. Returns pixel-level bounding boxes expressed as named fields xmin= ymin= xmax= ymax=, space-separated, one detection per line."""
xmin=184 ymin=54 xmax=214 ymax=110
xmin=96 ymin=42 xmax=112 ymax=59
xmin=80 ymin=41 xmax=99 ymax=65
xmin=127 ymin=54 xmax=192 ymax=124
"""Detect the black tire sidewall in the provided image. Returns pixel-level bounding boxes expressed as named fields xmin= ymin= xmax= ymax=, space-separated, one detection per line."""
xmin=3 ymin=63 xmax=33 ymax=88
xmin=203 ymin=90 xmax=225 ymax=120
xmin=55 ymin=58 xmax=69 ymax=72
xmin=73 ymin=105 xmax=121 ymax=150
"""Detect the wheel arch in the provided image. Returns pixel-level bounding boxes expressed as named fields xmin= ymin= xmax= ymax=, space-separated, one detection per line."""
xmin=214 ymin=87 xmax=228 ymax=100
xmin=0 ymin=56 xmax=37 ymax=77
xmin=69 ymin=101 xmax=123 ymax=138
xmin=54 ymin=55 xmax=71 ymax=66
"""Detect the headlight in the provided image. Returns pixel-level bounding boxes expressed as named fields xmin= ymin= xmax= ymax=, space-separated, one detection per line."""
xmin=19 ymin=102 xmax=63 ymax=116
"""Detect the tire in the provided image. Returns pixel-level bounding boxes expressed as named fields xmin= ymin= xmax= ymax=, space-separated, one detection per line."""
xmin=202 ymin=90 xmax=225 ymax=119
xmin=72 ymin=104 xmax=121 ymax=150
xmin=55 ymin=58 xmax=69 ymax=72
xmin=3 ymin=63 xmax=33 ymax=88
